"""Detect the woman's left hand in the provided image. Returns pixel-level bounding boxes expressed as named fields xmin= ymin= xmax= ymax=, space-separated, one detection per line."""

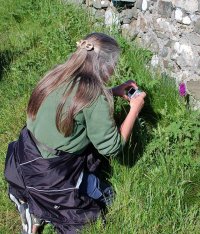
xmin=111 ymin=80 xmax=138 ymax=100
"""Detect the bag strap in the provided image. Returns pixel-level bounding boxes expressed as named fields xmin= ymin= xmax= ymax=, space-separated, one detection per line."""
xmin=29 ymin=131 xmax=64 ymax=156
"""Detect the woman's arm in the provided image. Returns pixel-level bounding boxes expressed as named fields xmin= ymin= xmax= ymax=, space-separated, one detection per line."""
xmin=120 ymin=92 xmax=146 ymax=142
xmin=110 ymin=80 xmax=146 ymax=142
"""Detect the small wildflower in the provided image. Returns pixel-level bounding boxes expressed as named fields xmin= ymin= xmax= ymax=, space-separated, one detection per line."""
xmin=179 ymin=82 xmax=187 ymax=96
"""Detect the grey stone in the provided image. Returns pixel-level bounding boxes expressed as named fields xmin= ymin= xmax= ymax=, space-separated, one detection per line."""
xmin=173 ymin=41 xmax=198 ymax=68
xmin=123 ymin=18 xmax=132 ymax=24
xmin=126 ymin=9 xmax=135 ymax=19
xmin=153 ymin=18 xmax=178 ymax=39
xmin=136 ymin=0 xmax=150 ymax=11
xmin=163 ymin=59 xmax=170 ymax=68
xmin=184 ymin=33 xmax=200 ymax=46
xmin=189 ymin=95 xmax=200 ymax=110
xmin=86 ymin=0 xmax=93 ymax=6
xmin=156 ymin=31 xmax=169 ymax=39
xmin=142 ymin=0 xmax=149 ymax=11
xmin=187 ymin=79 xmax=200 ymax=100
xmin=65 ymin=0 xmax=85 ymax=4
xmin=138 ymin=14 xmax=148 ymax=33
xmin=172 ymin=0 xmax=198 ymax=13
xmin=182 ymin=16 xmax=192 ymax=25
xmin=101 ymin=0 xmax=110 ymax=8
xmin=93 ymin=0 xmax=102 ymax=9
xmin=122 ymin=20 xmax=138 ymax=40
xmin=95 ymin=9 xmax=105 ymax=19
xmin=198 ymin=58 xmax=200 ymax=69
xmin=165 ymin=40 xmax=175 ymax=48
xmin=160 ymin=47 xmax=169 ymax=57
xmin=151 ymin=55 xmax=160 ymax=67
xmin=141 ymin=32 xmax=160 ymax=52
xmin=131 ymin=5 xmax=138 ymax=19
xmin=150 ymin=39 xmax=160 ymax=52
xmin=120 ymin=9 xmax=135 ymax=20
xmin=105 ymin=7 xmax=119 ymax=27
xmin=158 ymin=1 xmax=173 ymax=18
xmin=194 ymin=19 xmax=200 ymax=35
xmin=136 ymin=0 xmax=143 ymax=10
xmin=88 ymin=6 xmax=97 ymax=15
xmin=175 ymin=8 xmax=183 ymax=22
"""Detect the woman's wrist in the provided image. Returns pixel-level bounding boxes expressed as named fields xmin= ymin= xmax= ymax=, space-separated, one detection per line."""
xmin=129 ymin=106 xmax=139 ymax=117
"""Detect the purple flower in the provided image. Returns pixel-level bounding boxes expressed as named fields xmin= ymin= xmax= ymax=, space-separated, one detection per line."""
xmin=179 ymin=82 xmax=187 ymax=97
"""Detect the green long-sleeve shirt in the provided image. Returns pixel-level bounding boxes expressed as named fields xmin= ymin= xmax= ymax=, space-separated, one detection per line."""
xmin=27 ymin=85 xmax=125 ymax=158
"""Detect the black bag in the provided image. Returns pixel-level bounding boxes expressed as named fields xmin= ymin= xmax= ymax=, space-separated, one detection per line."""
xmin=4 ymin=127 xmax=101 ymax=233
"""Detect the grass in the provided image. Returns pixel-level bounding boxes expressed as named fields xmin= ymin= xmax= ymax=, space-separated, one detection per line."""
xmin=0 ymin=0 xmax=200 ymax=233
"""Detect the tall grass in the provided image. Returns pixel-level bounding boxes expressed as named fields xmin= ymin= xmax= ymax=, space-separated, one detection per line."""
xmin=0 ymin=0 xmax=200 ymax=233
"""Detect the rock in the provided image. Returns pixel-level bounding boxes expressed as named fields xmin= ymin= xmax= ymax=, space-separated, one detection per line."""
xmin=132 ymin=5 xmax=138 ymax=19
xmin=120 ymin=9 xmax=135 ymax=20
xmin=88 ymin=6 xmax=97 ymax=15
xmin=141 ymin=32 xmax=160 ymax=52
xmin=137 ymin=14 xmax=148 ymax=32
xmin=136 ymin=0 xmax=143 ymax=10
xmin=95 ymin=9 xmax=105 ymax=19
xmin=151 ymin=55 xmax=160 ymax=67
xmin=175 ymin=8 xmax=183 ymax=22
xmin=182 ymin=16 xmax=191 ymax=25
xmin=184 ymin=33 xmax=200 ymax=46
xmin=121 ymin=20 xmax=139 ymax=40
xmin=154 ymin=18 xmax=178 ymax=39
xmin=194 ymin=19 xmax=200 ymax=35
xmin=93 ymin=0 xmax=102 ymax=9
xmin=163 ymin=59 xmax=170 ymax=68
xmin=156 ymin=31 xmax=169 ymax=39
xmin=165 ymin=39 xmax=175 ymax=48
xmin=160 ymin=47 xmax=169 ymax=57
xmin=187 ymin=79 xmax=200 ymax=100
xmin=137 ymin=0 xmax=151 ymax=12
xmin=173 ymin=42 xmax=198 ymax=68
xmin=126 ymin=9 xmax=135 ymax=19
xmin=172 ymin=0 xmax=198 ymax=13
xmin=142 ymin=0 xmax=148 ymax=11
xmin=101 ymin=0 xmax=110 ymax=8
xmin=198 ymin=58 xmax=200 ymax=70
xmin=105 ymin=7 xmax=119 ymax=27
xmin=65 ymin=0 xmax=85 ymax=4
xmin=86 ymin=0 xmax=93 ymax=6
xmin=121 ymin=24 xmax=131 ymax=39
xmin=158 ymin=1 xmax=173 ymax=18
xmin=123 ymin=18 xmax=132 ymax=24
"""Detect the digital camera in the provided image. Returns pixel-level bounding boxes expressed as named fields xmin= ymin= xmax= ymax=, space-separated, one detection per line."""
xmin=127 ymin=87 xmax=142 ymax=99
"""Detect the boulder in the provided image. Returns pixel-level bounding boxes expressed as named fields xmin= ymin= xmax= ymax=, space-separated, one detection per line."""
xmin=158 ymin=1 xmax=173 ymax=18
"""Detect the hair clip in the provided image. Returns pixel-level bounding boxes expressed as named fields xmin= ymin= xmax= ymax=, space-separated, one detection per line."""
xmin=76 ymin=40 xmax=94 ymax=51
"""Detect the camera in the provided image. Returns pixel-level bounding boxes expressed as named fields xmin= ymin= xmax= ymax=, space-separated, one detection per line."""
xmin=127 ymin=87 xmax=142 ymax=99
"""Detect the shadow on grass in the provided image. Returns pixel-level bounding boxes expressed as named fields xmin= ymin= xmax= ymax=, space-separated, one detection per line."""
xmin=115 ymin=95 xmax=161 ymax=168
xmin=0 ymin=50 xmax=13 ymax=81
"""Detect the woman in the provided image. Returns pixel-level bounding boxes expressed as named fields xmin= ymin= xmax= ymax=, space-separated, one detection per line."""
xmin=5 ymin=32 xmax=146 ymax=234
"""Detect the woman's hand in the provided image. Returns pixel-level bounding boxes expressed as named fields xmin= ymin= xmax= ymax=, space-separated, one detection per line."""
xmin=129 ymin=91 xmax=146 ymax=113
xmin=120 ymin=91 xmax=146 ymax=142
xmin=111 ymin=80 xmax=138 ymax=100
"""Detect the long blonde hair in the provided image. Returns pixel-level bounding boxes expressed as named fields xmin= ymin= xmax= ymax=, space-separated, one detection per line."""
xmin=27 ymin=32 xmax=120 ymax=136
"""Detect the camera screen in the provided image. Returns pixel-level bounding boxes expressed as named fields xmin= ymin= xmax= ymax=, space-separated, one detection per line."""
xmin=128 ymin=88 xmax=136 ymax=95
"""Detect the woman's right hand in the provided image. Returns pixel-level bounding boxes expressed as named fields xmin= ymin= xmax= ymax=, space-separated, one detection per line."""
xmin=120 ymin=91 xmax=146 ymax=142
xmin=129 ymin=92 xmax=146 ymax=114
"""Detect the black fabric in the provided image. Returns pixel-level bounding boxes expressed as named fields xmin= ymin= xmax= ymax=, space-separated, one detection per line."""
xmin=4 ymin=127 xmax=101 ymax=232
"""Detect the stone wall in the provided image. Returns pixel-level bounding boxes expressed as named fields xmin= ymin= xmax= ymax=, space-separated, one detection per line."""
xmin=71 ymin=0 xmax=200 ymax=109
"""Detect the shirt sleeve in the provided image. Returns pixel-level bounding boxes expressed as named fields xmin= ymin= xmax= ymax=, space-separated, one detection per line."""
xmin=83 ymin=95 xmax=126 ymax=156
